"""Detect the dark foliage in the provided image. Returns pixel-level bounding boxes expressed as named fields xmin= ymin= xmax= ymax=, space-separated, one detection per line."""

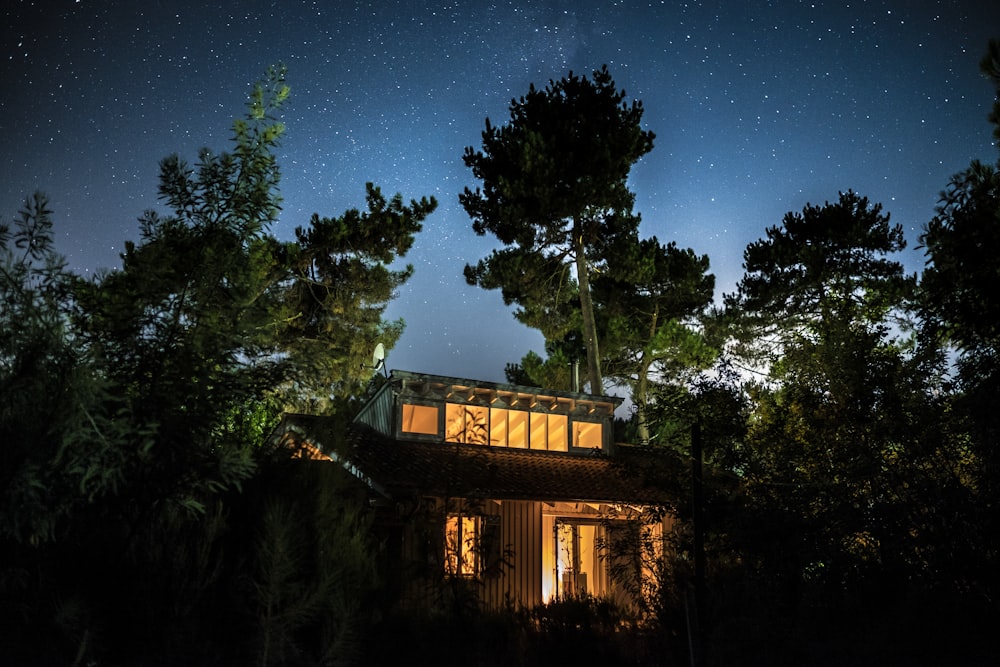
xmin=462 ymin=65 xmax=655 ymax=393
xmin=5 ymin=40 xmax=1000 ymax=667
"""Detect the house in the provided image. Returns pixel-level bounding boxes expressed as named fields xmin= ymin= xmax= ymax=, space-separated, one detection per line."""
xmin=276 ymin=370 xmax=682 ymax=611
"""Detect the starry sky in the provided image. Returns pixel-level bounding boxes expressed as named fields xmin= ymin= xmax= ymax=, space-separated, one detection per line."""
xmin=3 ymin=1 xmax=999 ymax=384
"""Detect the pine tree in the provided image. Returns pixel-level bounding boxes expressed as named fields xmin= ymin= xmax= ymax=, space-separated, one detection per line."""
xmin=461 ymin=65 xmax=654 ymax=393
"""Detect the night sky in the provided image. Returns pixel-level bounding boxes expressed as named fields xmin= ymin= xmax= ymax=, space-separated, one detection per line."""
xmin=4 ymin=1 xmax=999 ymax=383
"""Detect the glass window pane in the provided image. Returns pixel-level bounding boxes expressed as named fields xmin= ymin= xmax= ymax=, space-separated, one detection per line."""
xmin=530 ymin=412 xmax=547 ymax=450
xmin=490 ymin=408 xmax=508 ymax=446
xmin=461 ymin=516 xmax=478 ymax=574
xmin=445 ymin=403 xmax=465 ymax=442
xmin=446 ymin=403 xmax=488 ymax=444
xmin=547 ymin=414 xmax=567 ymax=451
xmin=542 ymin=514 xmax=556 ymax=602
xmin=573 ymin=421 xmax=602 ymax=449
xmin=466 ymin=406 xmax=488 ymax=444
xmin=557 ymin=522 xmax=581 ymax=596
xmin=507 ymin=410 xmax=528 ymax=448
xmin=578 ymin=524 xmax=599 ymax=596
xmin=553 ymin=521 xmax=604 ymax=598
xmin=401 ymin=403 xmax=438 ymax=434
xmin=445 ymin=515 xmax=478 ymax=576
xmin=445 ymin=515 xmax=460 ymax=575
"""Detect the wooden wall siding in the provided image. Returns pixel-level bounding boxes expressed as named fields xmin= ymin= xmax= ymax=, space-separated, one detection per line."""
xmin=388 ymin=497 xmax=543 ymax=612
xmin=385 ymin=496 xmax=673 ymax=613
xmin=481 ymin=500 xmax=542 ymax=610
xmin=353 ymin=384 xmax=394 ymax=436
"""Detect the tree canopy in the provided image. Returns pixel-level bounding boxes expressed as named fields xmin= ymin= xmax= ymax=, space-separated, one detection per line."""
xmin=4 ymin=41 xmax=1000 ymax=666
xmin=70 ymin=66 xmax=436 ymax=523
xmin=1 ymin=65 xmax=437 ymax=664
xmin=596 ymin=236 xmax=716 ymax=444
xmin=0 ymin=193 xmax=130 ymax=544
xmin=461 ymin=65 xmax=654 ymax=393
xmin=920 ymin=39 xmax=1000 ymax=385
xmin=916 ymin=38 xmax=1000 ymax=600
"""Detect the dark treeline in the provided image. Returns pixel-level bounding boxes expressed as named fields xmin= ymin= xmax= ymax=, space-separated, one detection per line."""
xmin=3 ymin=43 xmax=1000 ymax=665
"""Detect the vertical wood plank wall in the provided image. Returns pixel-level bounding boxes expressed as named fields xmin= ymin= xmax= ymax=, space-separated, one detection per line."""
xmin=393 ymin=497 xmax=673 ymax=612
xmin=483 ymin=500 xmax=542 ymax=610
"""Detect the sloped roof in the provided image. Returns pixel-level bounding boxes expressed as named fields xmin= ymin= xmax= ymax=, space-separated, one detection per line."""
xmin=280 ymin=413 xmax=684 ymax=506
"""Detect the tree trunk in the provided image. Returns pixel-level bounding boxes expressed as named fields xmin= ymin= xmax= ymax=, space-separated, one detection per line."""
xmin=635 ymin=359 xmax=651 ymax=445
xmin=574 ymin=229 xmax=602 ymax=394
xmin=635 ymin=303 xmax=659 ymax=446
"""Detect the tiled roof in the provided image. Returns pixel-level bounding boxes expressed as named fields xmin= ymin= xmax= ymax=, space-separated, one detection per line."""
xmin=281 ymin=414 xmax=684 ymax=506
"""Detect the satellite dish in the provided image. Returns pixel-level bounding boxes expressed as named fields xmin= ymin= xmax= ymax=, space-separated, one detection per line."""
xmin=372 ymin=342 xmax=386 ymax=375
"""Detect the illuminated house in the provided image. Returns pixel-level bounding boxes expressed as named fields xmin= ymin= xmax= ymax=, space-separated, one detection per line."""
xmin=278 ymin=370 xmax=680 ymax=610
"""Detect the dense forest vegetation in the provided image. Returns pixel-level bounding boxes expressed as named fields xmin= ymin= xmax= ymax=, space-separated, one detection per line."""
xmin=2 ymin=41 xmax=999 ymax=665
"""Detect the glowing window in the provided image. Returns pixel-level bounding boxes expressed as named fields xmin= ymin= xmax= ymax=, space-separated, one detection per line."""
xmin=490 ymin=407 xmax=528 ymax=448
xmin=506 ymin=409 xmax=528 ymax=448
xmin=528 ymin=412 xmax=568 ymax=451
xmin=530 ymin=412 xmax=547 ymax=450
xmin=573 ymin=421 xmax=603 ymax=449
xmin=445 ymin=515 xmax=479 ymax=576
xmin=543 ymin=518 xmax=605 ymax=602
xmin=401 ymin=403 xmax=438 ymax=435
xmin=445 ymin=403 xmax=489 ymax=444
xmin=548 ymin=414 xmax=567 ymax=451
xmin=489 ymin=408 xmax=508 ymax=446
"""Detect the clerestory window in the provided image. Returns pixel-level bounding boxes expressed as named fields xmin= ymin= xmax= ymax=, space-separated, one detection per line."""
xmin=401 ymin=400 xmax=602 ymax=453
xmin=401 ymin=403 xmax=439 ymax=435
xmin=445 ymin=404 xmax=489 ymax=444
xmin=573 ymin=420 xmax=602 ymax=449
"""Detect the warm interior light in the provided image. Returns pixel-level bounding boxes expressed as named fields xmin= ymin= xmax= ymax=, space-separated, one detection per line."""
xmin=446 ymin=403 xmax=489 ymax=444
xmin=548 ymin=414 xmax=567 ymax=451
xmin=409 ymin=395 xmax=596 ymax=453
xmin=530 ymin=413 xmax=547 ymax=450
xmin=445 ymin=514 xmax=478 ymax=576
xmin=573 ymin=421 xmax=602 ymax=449
xmin=401 ymin=403 xmax=439 ymax=434
xmin=507 ymin=410 xmax=527 ymax=448
xmin=543 ymin=517 xmax=603 ymax=602
xmin=490 ymin=408 xmax=509 ymax=446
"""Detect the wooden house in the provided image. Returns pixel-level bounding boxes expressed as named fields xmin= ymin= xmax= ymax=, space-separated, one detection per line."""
xmin=277 ymin=370 xmax=681 ymax=611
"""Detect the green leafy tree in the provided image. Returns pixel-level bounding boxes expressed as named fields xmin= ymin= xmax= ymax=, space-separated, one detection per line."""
xmin=0 ymin=194 xmax=142 ymax=666
xmin=918 ymin=37 xmax=1000 ymax=603
xmin=74 ymin=65 xmax=435 ymax=520
xmin=504 ymin=346 xmax=576 ymax=391
xmin=282 ymin=183 xmax=436 ymax=409
xmin=3 ymin=65 xmax=432 ymax=665
xmin=596 ymin=236 xmax=716 ymax=444
xmin=248 ymin=461 xmax=377 ymax=667
xmin=72 ymin=66 xmax=295 ymax=521
xmin=723 ymin=191 xmax=948 ymax=604
xmin=461 ymin=65 xmax=655 ymax=393
xmin=920 ymin=39 xmax=1000 ymax=383
xmin=725 ymin=190 xmax=914 ymax=365
xmin=921 ymin=160 xmax=1000 ymax=382
xmin=0 ymin=193 xmax=130 ymax=545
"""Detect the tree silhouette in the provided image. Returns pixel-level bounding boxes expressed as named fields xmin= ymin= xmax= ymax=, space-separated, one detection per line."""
xmin=461 ymin=65 xmax=654 ymax=393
